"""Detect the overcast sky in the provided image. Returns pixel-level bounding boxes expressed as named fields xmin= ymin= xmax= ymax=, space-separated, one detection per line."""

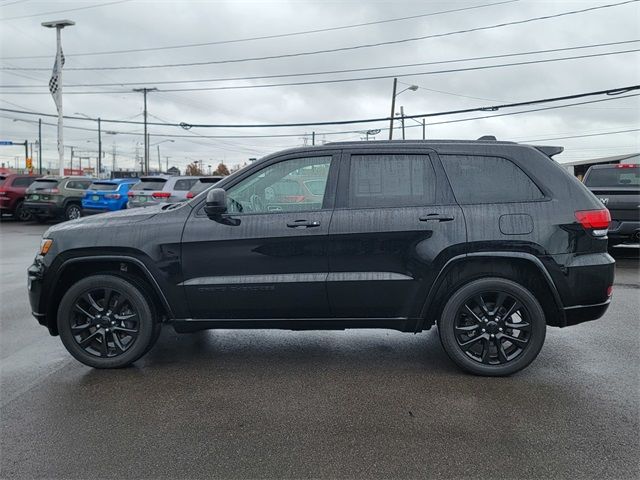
xmin=1 ymin=0 xmax=639 ymax=173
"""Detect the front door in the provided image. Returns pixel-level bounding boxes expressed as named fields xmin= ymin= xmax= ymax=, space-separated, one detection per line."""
xmin=327 ymin=148 xmax=466 ymax=319
xmin=181 ymin=153 xmax=339 ymax=319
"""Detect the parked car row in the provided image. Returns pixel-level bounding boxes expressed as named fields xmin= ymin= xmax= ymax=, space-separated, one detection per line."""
xmin=1 ymin=175 xmax=225 ymax=222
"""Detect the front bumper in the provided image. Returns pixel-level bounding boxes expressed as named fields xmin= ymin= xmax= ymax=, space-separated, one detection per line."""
xmin=23 ymin=201 xmax=61 ymax=218
xmin=27 ymin=257 xmax=50 ymax=331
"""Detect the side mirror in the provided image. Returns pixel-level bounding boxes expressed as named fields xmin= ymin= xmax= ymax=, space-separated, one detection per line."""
xmin=204 ymin=188 xmax=227 ymax=218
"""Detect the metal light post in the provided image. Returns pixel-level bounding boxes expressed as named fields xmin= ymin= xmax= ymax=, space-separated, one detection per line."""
xmin=150 ymin=139 xmax=174 ymax=174
xmin=75 ymin=112 xmax=102 ymax=176
xmin=388 ymin=79 xmax=418 ymax=140
xmin=42 ymin=19 xmax=74 ymax=177
xmin=133 ymin=87 xmax=157 ymax=175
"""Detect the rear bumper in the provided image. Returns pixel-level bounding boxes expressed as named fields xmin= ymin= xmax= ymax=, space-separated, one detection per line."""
xmin=608 ymin=220 xmax=639 ymax=242
xmin=563 ymin=298 xmax=611 ymax=327
xmin=23 ymin=202 xmax=61 ymax=218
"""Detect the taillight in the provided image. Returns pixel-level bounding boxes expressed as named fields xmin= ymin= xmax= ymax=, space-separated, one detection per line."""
xmin=606 ymin=286 xmax=613 ymax=297
xmin=42 ymin=188 xmax=59 ymax=194
xmin=575 ymin=209 xmax=611 ymax=236
xmin=186 ymin=191 xmax=194 ymax=199
xmin=152 ymin=191 xmax=171 ymax=199
xmin=616 ymin=163 xmax=638 ymax=168
xmin=104 ymin=193 xmax=121 ymax=199
xmin=128 ymin=191 xmax=135 ymax=197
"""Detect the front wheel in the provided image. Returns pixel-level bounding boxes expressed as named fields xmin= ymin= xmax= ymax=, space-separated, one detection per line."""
xmin=57 ymin=275 xmax=158 ymax=368
xmin=438 ymin=277 xmax=546 ymax=376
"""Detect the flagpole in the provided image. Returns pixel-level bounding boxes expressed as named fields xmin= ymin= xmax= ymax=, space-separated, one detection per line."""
xmin=42 ymin=19 xmax=74 ymax=177
xmin=55 ymin=26 xmax=64 ymax=177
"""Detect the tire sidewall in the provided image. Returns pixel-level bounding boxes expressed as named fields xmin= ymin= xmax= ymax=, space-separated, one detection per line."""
xmin=438 ymin=277 xmax=546 ymax=376
xmin=57 ymin=274 xmax=155 ymax=368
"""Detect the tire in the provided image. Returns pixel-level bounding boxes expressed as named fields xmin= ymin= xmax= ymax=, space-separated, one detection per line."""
xmin=438 ymin=277 xmax=546 ymax=376
xmin=64 ymin=203 xmax=82 ymax=221
xmin=13 ymin=201 xmax=32 ymax=221
xmin=57 ymin=274 xmax=159 ymax=368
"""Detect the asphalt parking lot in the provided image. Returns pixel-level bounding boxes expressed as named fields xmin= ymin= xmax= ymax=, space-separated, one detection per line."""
xmin=1 ymin=220 xmax=638 ymax=480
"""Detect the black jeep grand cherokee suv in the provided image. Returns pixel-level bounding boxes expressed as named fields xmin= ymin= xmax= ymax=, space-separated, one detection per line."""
xmin=28 ymin=140 xmax=614 ymax=376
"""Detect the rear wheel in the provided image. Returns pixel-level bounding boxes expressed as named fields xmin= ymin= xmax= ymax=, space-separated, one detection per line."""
xmin=13 ymin=201 xmax=32 ymax=221
xmin=438 ymin=277 xmax=546 ymax=376
xmin=57 ymin=275 xmax=158 ymax=368
xmin=64 ymin=203 xmax=81 ymax=221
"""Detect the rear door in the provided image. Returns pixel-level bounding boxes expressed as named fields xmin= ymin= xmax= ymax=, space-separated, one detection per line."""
xmin=327 ymin=147 xmax=465 ymax=319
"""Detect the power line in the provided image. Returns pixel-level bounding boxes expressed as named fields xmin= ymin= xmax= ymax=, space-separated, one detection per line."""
xmin=2 ymin=85 xmax=637 ymax=129
xmin=520 ymin=128 xmax=640 ymax=142
xmin=0 ymin=0 xmax=132 ymax=21
xmin=0 ymin=0 xmax=520 ymax=59
xmin=2 ymin=50 xmax=638 ymax=96
xmin=3 ymin=40 xmax=636 ymax=89
xmin=3 ymin=94 xmax=637 ymax=141
xmin=3 ymin=0 xmax=637 ymax=71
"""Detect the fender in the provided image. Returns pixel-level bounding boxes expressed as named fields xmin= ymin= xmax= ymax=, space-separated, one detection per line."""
xmin=49 ymin=254 xmax=175 ymax=319
xmin=416 ymin=251 xmax=566 ymax=332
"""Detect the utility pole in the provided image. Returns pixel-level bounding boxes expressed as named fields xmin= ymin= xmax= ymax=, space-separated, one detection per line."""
xmin=97 ymin=117 xmax=102 ymax=176
xmin=112 ymin=143 xmax=117 ymax=172
xmin=312 ymin=131 xmax=315 ymax=146
xmin=389 ymin=77 xmax=397 ymax=140
xmin=400 ymin=106 xmax=406 ymax=140
xmin=23 ymin=140 xmax=28 ymax=170
xmin=422 ymin=119 xmax=426 ymax=140
xmin=38 ymin=118 xmax=42 ymax=174
xmin=165 ymin=156 xmax=170 ymax=172
xmin=157 ymin=145 xmax=161 ymax=173
xmin=70 ymin=146 xmax=74 ymax=172
xmin=133 ymin=87 xmax=157 ymax=175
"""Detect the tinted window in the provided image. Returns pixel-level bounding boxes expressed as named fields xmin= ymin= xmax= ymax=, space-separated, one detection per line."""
xmin=442 ymin=155 xmax=544 ymax=204
xmin=584 ymin=166 xmax=640 ymax=187
xmin=227 ymin=156 xmax=331 ymax=214
xmin=348 ymin=154 xmax=435 ymax=208
xmin=65 ymin=180 xmax=91 ymax=190
xmin=174 ymin=179 xmax=197 ymax=191
xmin=12 ymin=177 xmax=38 ymax=187
xmin=29 ymin=179 xmax=60 ymax=191
xmin=132 ymin=178 xmax=167 ymax=191
xmin=89 ymin=182 xmax=119 ymax=191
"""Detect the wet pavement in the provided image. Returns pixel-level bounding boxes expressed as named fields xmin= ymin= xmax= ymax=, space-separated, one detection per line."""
xmin=1 ymin=220 xmax=639 ymax=479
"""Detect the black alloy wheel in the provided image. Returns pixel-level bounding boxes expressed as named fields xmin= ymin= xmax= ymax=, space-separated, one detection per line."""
xmin=438 ymin=277 xmax=546 ymax=376
xmin=14 ymin=201 xmax=32 ymax=221
xmin=58 ymin=275 xmax=158 ymax=368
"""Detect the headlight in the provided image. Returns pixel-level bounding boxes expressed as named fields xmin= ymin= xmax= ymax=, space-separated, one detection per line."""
xmin=39 ymin=238 xmax=53 ymax=256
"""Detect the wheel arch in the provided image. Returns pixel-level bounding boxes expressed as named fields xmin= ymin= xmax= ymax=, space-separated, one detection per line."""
xmin=418 ymin=252 xmax=566 ymax=332
xmin=45 ymin=255 xmax=173 ymax=335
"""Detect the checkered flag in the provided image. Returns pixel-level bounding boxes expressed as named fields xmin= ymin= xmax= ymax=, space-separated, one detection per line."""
xmin=49 ymin=48 xmax=65 ymax=110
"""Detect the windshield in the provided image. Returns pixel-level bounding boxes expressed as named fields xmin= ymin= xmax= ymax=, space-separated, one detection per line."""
xmin=585 ymin=166 xmax=640 ymax=187
xmin=131 ymin=178 xmax=167 ymax=191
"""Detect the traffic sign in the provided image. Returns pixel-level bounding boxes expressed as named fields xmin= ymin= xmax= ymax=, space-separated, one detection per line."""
xmin=0 ymin=141 xmax=14 ymax=145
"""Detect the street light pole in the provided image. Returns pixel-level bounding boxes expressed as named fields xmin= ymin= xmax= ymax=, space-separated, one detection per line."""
xmin=389 ymin=78 xmax=397 ymax=140
xmin=42 ymin=20 xmax=74 ymax=177
xmin=133 ymin=87 xmax=157 ymax=175
xmin=98 ymin=117 xmax=102 ymax=175
xmin=400 ymin=106 xmax=406 ymax=140
xmin=38 ymin=118 xmax=42 ymax=174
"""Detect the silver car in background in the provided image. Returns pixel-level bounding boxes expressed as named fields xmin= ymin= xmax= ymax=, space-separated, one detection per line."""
xmin=127 ymin=176 xmax=198 ymax=208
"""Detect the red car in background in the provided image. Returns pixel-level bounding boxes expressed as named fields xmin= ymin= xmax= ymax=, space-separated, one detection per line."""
xmin=0 ymin=174 xmax=42 ymax=220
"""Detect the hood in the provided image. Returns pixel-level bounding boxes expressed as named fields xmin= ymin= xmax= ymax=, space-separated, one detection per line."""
xmin=45 ymin=204 xmax=168 ymax=237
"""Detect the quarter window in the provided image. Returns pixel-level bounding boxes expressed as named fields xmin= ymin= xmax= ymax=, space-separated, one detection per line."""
xmin=227 ymin=156 xmax=332 ymax=214
xmin=442 ymin=155 xmax=544 ymax=204
xmin=347 ymin=154 xmax=436 ymax=208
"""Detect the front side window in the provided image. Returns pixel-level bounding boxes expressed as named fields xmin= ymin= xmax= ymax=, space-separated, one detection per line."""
xmin=227 ymin=156 xmax=332 ymax=214
xmin=442 ymin=155 xmax=544 ymax=204
xmin=347 ymin=154 xmax=436 ymax=208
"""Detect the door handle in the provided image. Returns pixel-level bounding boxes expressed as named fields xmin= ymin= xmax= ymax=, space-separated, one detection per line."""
xmin=419 ymin=213 xmax=455 ymax=222
xmin=287 ymin=219 xmax=321 ymax=228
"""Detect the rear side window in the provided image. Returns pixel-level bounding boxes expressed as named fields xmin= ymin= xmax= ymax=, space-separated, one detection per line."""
xmin=12 ymin=177 xmax=38 ymax=187
xmin=442 ymin=155 xmax=544 ymax=204
xmin=174 ymin=179 xmax=197 ymax=191
xmin=584 ymin=166 xmax=640 ymax=187
xmin=65 ymin=180 xmax=91 ymax=190
xmin=348 ymin=154 xmax=436 ymax=208
xmin=132 ymin=178 xmax=167 ymax=191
